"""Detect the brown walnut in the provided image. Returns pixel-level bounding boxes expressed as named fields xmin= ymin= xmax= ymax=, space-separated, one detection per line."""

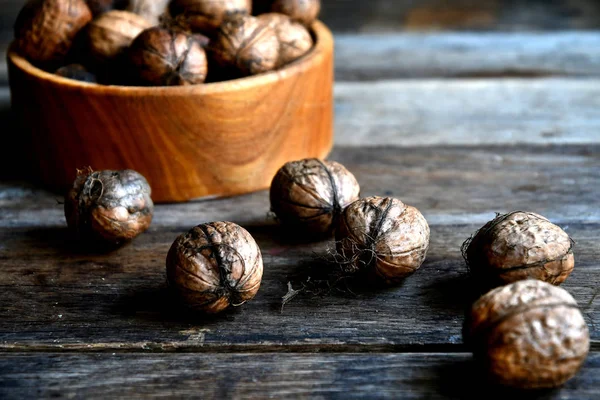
xmin=270 ymin=158 xmax=360 ymax=235
xmin=14 ymin=0 xmax=93 ymax=65
xmin=258 ymin=13 xmax=313 ymax=67
xmin=55 ymin=64 xmax=97 ymax=82
xmin=336 ymin=197 xmax=430 ymax=284
xmin=209 ymin=15 xmax=279 ymax=77
xmin=170 ymin=0 xmax=251 ymax=34
xmin=85 ymin=10 xmax=152 ymax=65
xmin=465 ymin=280 xmax=589 ymax=389
xmin=166 ymin=221 xmax=263 ymax=314
xmin=128 ymin=27 xmax=208 ymax=86
xmin=271 ymin=0 xmax=320 ymax=25
xmin=64 ymin=168 xmax=154 ymax=245
xmin=463 ymin=211 xmax=574 ymax=287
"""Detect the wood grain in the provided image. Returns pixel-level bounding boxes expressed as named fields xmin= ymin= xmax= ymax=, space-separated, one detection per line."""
xmin=0 ymin=146 xmax=598 ymax=352
xmin=335 ymin=78 xmax=600 ymax=147
xmin=1 ymin=352 xmax=599 ymax=399
xmin=335 ymin=33 xmax=600 ymax=80
xmin=7 ymin=22 xmax=333 ymax=203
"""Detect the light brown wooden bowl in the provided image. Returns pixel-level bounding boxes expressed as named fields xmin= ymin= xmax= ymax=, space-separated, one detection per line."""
xmin=8 ymin=22 xmax=333 ymax=203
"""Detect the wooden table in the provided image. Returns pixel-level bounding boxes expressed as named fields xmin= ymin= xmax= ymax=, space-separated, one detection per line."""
xmin=1 ymin=31 xmax=599 ymax=398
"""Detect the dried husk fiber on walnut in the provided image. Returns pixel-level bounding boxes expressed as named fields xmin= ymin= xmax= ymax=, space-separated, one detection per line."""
xmin=166 ymin=221 xmax=263 ymax=314
xmin=209 ymin=15 xmax=279 ymax=77
xmin=271 ymin=0 xmax=320 ymax=26
xmin=64 ymin=169 xmax=154 ymax=245
xmin=14 ymin=0 xmax=92 ymax=65
xmin=465 ymin=280 xmax=589 ymax=389
xmin=270 ymin=158 xmax=360 ymax=235
xmin=128 ymin=27 xmax=208 ymax=86
xmin=336 ymin=197 xmax=430 ymax=285
xmin=462 ymin=211 xmax=575 ymax=287
xmin=85 ymin=10 xmax=152 ymax=65
xmin=170 ymin=0 xmax=251 ymax=34
xmin=258 ymin=13 xmax=313 ymax=66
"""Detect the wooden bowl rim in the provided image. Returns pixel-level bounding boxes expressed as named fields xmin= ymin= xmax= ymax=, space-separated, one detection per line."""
xmin=7 ymin=21 xmax=333 ymax=96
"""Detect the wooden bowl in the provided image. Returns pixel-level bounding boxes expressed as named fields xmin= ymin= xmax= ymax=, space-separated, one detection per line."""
xmin=7 ymin=22 xmax=333 ymax=203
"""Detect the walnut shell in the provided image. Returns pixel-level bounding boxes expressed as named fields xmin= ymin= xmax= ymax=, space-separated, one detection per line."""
xmin=209 ymin=15 xmax=279 ymax=77
xmin=270 ymin=158 xmax=360 ymax=235
xmin=14 ymin=0 xmax=93 ymax=65
xmin=128 ymin=27 xmax=208 ymax=86
xmin=85 ymin=10 xmax=152 ymax=64
xmin=463 ymin=211 xmax=574 ymax=287
xmin=271 ymin=0 xmax=320 ymax=25
xmin=64 ymin=169 xmax=154 ymax=245
xmin=336 ymin=197 xmax=430 ymax=284
xmin=258 ymin=13 xmax=313 ymax=67
xmin=465 ymin=280 xmax=589 ymax=389
xmin=166 ymin=221 xmax=263 ymax=314
xmin=55 ymin=64 xmax=97 ymax=82
xmin=127 ymin=0 xmax=170 ymax=25
xmin=170 ymin=0 xmax=251 ymax=34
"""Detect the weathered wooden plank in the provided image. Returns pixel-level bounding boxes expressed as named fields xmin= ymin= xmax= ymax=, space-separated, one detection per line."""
xmin=0 ymin=222 xmax=597 ymax=351
xmin=2 ymin=145 xmax=599 ymax=226
xmin=1 ymin=352 xmax=599 ymax=399
xmin=334 ymin=78 xmax=600 ymax=147
xmin=335 ymin=33 xmax=600 ymax=80
xmin=0 ymin=146 xmax=598 ymax=351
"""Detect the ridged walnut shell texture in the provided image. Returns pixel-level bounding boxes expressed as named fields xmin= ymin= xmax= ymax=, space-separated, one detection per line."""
xmin=209 ymin=15 xmax=279 ymax=77
xmin=465 ymin=280 xmax=589 ymax=389
xmin=14 ymin=0 xmax=92 ymax=64
xmin=463 ymin=211 xmax=574 ymax=287
xmin=127 ymin=0 xmax=170 ymax=26
xmin=270 ymin=159 xmax=360 ymax=235
xmin=272 ymin=0 xmax=320 ymax=25
xmin=64 ymin=169 xmax=154 ymax=245
xmin=85 ymin=10 xmax=152 ymax=64
xmin=258 ymin=13 xmax=313 ymax=66
xmin=128 ymin=27 xmax=208 ymax=86
xmin=336 ymin=197 xmax=430 ymax=284
xmin=166 ymin=222 xmax=263 ymax=314
xmin=170 ymin=0 xmax=251 ymax=34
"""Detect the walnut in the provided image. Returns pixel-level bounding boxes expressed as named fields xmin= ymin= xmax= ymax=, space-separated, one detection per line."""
xmin=270 ymin=158 xmax=360 ymax=235
xmin=258 ymin=13 xmax=313 ymax=67
xmin=14 ymin=0 xmax=92 ymax=65
xmin=170 ymin=0 xmax=251 ymax=34
xmin=463 ymin=211 xmax=574 ymax=287
xmin=55 ymin=64 xmax=97 ymax=82
xmin=336 ymin=197 xmax=430 ymax=284
xmin=166 ymin=221 xmax=263 ymax=314
xmin=64 ymin=168 xmax=154 ymax=246
xmin=465 ymin=280 xmax=589 ymax=389
xmin=271 ymin=0 xmax=320 ymax=26
xmin=209 ymin=15 xmax=279 ymax=77
xmin=128 ymin=27 xmax=208 ymax=86
xmin=85 ymin=10 xmax=152 ymax=65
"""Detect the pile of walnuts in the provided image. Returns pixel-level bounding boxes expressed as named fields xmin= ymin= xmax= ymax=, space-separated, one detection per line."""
xmin=13 ymin=0 xmax=319 ymax=86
